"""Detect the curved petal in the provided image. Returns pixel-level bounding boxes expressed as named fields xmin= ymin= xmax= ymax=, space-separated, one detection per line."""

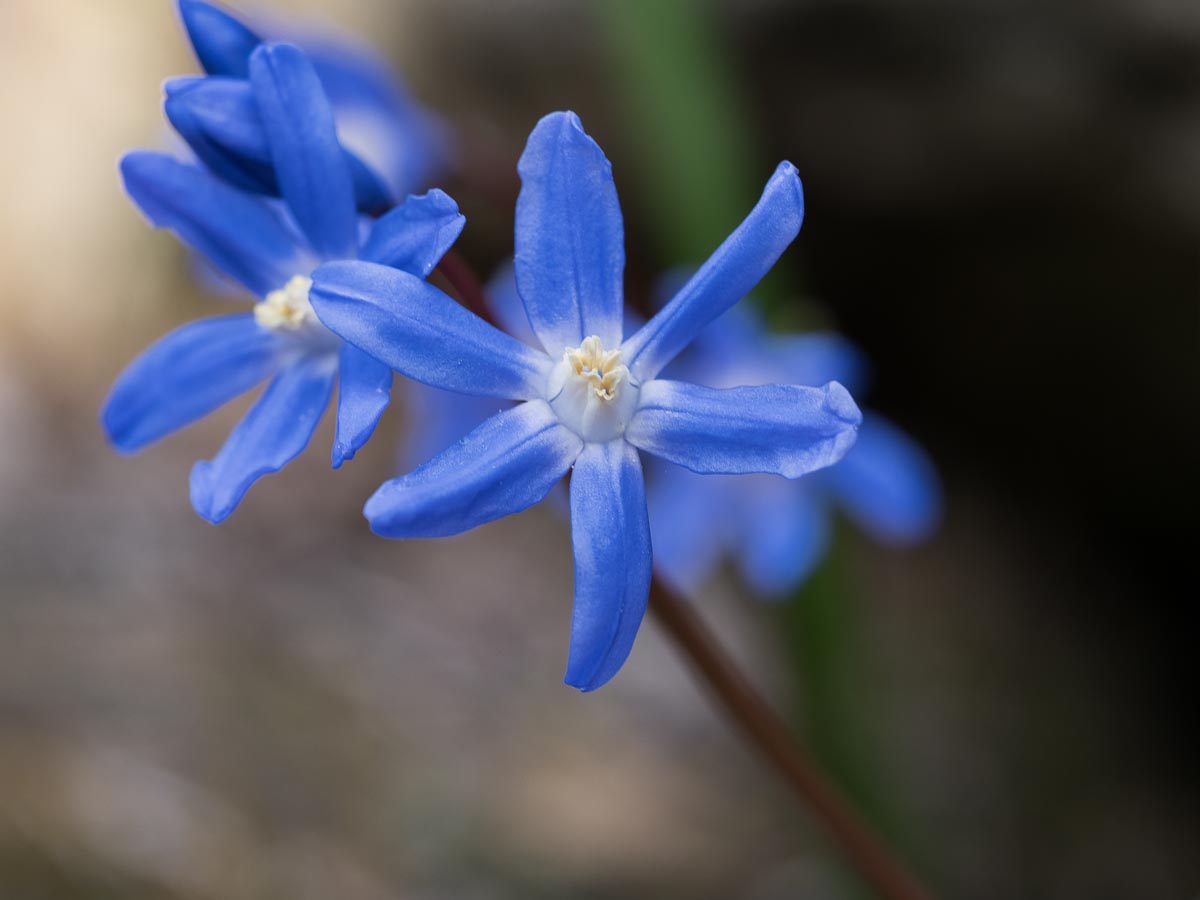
xmin=514 ymin=111 xmax=625 ymax=354
xmin=399 ymin=382 xmax=509 ymax=471
xmin=166 ymin=75 xmax=392 ymax=213
xmin=737 ymin=480 xmax=830 ymax=597
xmin=249 ymin=43 xmax=357 ymax=259
xmin=623 ymin=162 xmax=805 ymax=381
xmin=120 ymin=151 xmax=304 ymax=298
xmin=359 ymin=189 xmax=464 ymax=276
xmin=364 ymin=400 xmax=582 ymax=539
xmin=332 ymin=344 xmax=392 ymax=469
xmin=101 ymin=314 xmax=284 ymax=453
xmin=826 ymin=415 xmax=941 ymax=544
xmin=565 ymin=440 xmax=652 ymax=692
xmin=177 ymin=0 xmax=260 ymax=78
xmin=165 ymin=76 xmax=277 ymax=195
xmin=644 ymin=463 xmax=735 ymax=593
xmin=627 ymin=380 xmax=861 ymax=479
xmin=310 ymin=261 xmax=552 ymax=401
xmin=189 ymin=353 xmax=337 ymax=523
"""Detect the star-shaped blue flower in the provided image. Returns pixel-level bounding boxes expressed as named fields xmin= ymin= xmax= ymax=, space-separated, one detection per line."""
xmin=306 ymin=111 xmax=863 ymax=691
xmin=646 ymin=303 xmax=941 ymax=596
xmin=167 ymin=0 xmax=446 ymax=212
xmin=102 ymin=43 xmax=463 ymax=523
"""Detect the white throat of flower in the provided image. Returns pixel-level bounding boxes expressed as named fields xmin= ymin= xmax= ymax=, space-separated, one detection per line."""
xmin=547 ymin=335 xmax=640 ymax=443
xmin=254 ymin=275 xmax=318 ymax=331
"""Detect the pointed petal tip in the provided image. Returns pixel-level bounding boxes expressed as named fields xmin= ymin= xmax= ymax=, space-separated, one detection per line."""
xmin=188 ymin=462 xmax=232 ymax=524
xmin=823 ymin=380 xmax=862 ymax=427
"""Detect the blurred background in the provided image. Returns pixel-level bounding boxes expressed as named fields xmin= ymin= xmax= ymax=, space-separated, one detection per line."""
xmin=0 ymin=0 xmax=1196 ymax=897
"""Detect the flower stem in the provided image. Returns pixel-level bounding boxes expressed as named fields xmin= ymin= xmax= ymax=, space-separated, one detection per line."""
xmin=435 ymin=249 xmax=493 ymax=324
xmin=648 ymin=575 xmax=935 ymax=900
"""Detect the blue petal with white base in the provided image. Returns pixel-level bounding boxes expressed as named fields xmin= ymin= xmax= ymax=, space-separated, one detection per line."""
xmin=102 ymin=314 xmax=284 ymax=453
xmin=365 ymin=401 xmax=583 ymax=539
xmin=627 ymin=380 xmax=861 ymax=478
xmin=515 ymin=112 xmax=625 ymax=353
xmin=249 ymin=43 xmax=357 ymax=260
xmin=566 ymin=440 xmax=653 ymax=691
xmin=311 ymin=261 xmax=552 ymax=400
xmin=120 ymin=152 xmax=304 ymax=298
xmin=623 ymin=161 xmax=805 ymax=382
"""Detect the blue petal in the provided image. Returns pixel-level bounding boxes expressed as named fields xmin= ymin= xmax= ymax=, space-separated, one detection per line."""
xmin=302 ymin=33 xmax=448 ymax=199
xmin=310 ymin=261 xmax=553 ymax=401
xmin=737 ymin=480 xmax=830 ymax=597
xmin=514 ymin=111 xmax=625 ymax=354
xmin=644 ymin=462 xmax=735 ymax=593
xmin=101 ymin=314 xmax=283 ymax=453
xmin=165 ymin=76 xmax=277 ymax=195
xmin=189 ymin=353 xmax=337 ymax=523
xmin=177 ymin=0 xmax=260 ymax=78
xmin=627 ymin=380 xmax=861 ymax=479
xmin=623 ymin=162 xmax=805 ymax=381
xmin=826 ymin=414 xmax=941 ymax=543
xmin=565 ymin=440 xmax=652 ymax=692
xmin=359 ymin=189 xmax=464 ymax=275
xmin=400 ymin=382 xmax=509 ymax=471
xmin=166 ymin=75 xmax=393 ymax=213
xmin=332 ymin=345 xmax=392 ymax=469
xmin=364 ymin=400 xmax=582 ymax=538
xmin=249 ymin=43 xmax=357 ymax=259
xmin=120 ymin=151 xmax=305 ymax=298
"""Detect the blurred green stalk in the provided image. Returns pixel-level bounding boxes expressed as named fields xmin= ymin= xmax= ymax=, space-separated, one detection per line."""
xmin=600 ymin=2 xmax=929 ymax=894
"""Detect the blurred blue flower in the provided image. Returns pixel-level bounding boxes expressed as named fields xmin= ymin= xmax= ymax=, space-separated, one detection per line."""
xmin=307 ymin=111 xmax=861 ymax=690
xmin=647 ymin=302 xmax=941 ymax=596
xmin=102 ymin=43 xmax=464 ymax=523
xmin=167 ymin=0 xmax=446 ymax=212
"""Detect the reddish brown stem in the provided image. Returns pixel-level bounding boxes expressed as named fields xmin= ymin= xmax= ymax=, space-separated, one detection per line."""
xmin=649 ymin=576 xmax=935 ymax=900
xmin=435 ymin=249 xmax=494 ymax=325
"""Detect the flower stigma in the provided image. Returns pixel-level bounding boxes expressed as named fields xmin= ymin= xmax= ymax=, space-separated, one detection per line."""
xmin=254 ymin=275 xmax=318 ymax=331
xmin=547 ymin=335 xmax=640 ymax=443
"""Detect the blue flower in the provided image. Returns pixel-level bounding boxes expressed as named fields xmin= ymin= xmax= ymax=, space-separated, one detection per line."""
xmin=306 ymin=111 xmax=862 ymax=690
xmin=647 ymin=302 xmax=941 ymax=596
xmin=167 ymin=0 xmax=446 ymax=211
xmin=101 ymin=43 xmax=464 ymax=523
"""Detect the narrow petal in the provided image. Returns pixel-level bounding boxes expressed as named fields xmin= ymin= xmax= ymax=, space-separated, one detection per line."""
xmin=165 ymin=76 xmax=277 ymax=195
xmin=249 ymin=43 xmax=357 ymax=259
xmin=364 ymin=400 xmax=582 ymax=539
xmin=189 ymin=353 xmax=337 ymax=523
xmin=400 ymin=382 xmax=509 ymax=471
xmin=826 ymin=415 xmax=941 ymax=543
xmin=166 ymin=75 xmax=392 ymax=212
xmin=514 ymin=111 xmax=625 ymax=354
xmin=565 ymin=440 xmax=652 ymax=692
xmin=359 ymin=189 xmax=464 ymax=276
xmin=101 ymin=314 xmax=283 ymax=453
xmin=623 ymin=162 xmax=805 ymax=381
xmin=737 ymin=481 xmax=830 ymax=596
xmin=310 ymin=261 xmax=552 ymax=401
xmin=332 ymin=345 xmax=392 ymax=469
xmin=177 ymin=0 xmax=260 ymax=78
xmin=627 ymin=380 xmax=861 ymax=479
xmin=120 ymin=151 xmax=304 ymax=298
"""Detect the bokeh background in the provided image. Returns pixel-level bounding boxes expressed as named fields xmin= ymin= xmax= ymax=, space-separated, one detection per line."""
xmin=0 ymin=1 xmax=1196 ymax=898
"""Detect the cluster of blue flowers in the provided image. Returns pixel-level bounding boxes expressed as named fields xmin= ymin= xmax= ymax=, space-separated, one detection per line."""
xmin=104 ymin=1 xmax=937 ymax=690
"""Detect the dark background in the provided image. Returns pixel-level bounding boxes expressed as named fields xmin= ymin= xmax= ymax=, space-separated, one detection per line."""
xmin=0 ymin=1 xmax=1195 ymax=898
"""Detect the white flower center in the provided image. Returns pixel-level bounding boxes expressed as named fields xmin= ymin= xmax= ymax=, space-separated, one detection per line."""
xmin=547 ymin=335 xmax=639 ymax=443
xmin=254 ymin=275 xmax=318 ymax=331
